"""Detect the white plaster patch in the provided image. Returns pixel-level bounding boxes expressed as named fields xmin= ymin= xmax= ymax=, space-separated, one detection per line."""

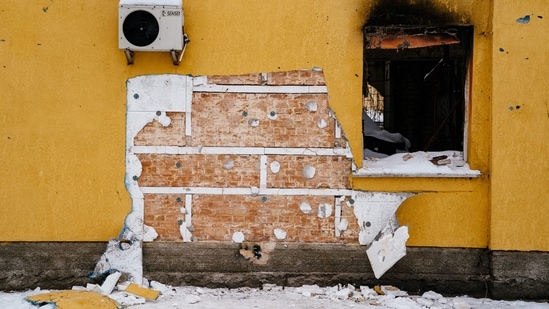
xmin=366 ymin=226 xmax=409 ymax=279
xmin=222 ymin=158 xmax=235 ymax=170
xmin=270 ymin=161 xmax=280 ymax=173
xmin=127 ymin=75 xmax=192 ymax=112
xmin=305 ymin=101 xmax=318 ymax=112
xmin=299 ymin=201 xmax=312 ymax=214
xmin=92 ymin=239 xmax=143 ymax=284
xmin=232 ymin=231 xmax=245 ymax=243
xmin=302 ymin=165 xmax=316 ymax=179
xmin=337 ymin=218 xmax=348 ymax=232
xmin=317 ymin=203 xmax=333 ymax=219
xmin=317 ymin=118 xmax=327 ymax=129
xmin=352 ymin=191 xmax=414 ymax=246
xmin=274 ymin=228 xmax=287 ymax=240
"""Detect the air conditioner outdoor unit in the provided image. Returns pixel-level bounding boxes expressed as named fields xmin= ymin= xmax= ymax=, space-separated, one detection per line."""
xmin=119 ymin=0 xmax=189 ymax=65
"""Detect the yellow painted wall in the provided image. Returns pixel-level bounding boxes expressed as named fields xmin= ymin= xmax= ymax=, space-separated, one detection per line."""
xmin=1 ymin=0 xmax=547 ymax=251
xmin=0 ymin=0 xmax=367 ymax=241
xmin=490 ymin=0 xmax=549 ymax=251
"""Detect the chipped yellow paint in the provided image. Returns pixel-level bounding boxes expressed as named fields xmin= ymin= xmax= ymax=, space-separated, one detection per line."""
xmin=125 ymin=283 xmax=160 ymax=300
xmin=26 ymin=291 xmax=120 ymax=309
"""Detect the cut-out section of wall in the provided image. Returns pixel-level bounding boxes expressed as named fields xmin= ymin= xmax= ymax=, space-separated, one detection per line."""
xmin=130 ymin=70 xmax=353 ymax=243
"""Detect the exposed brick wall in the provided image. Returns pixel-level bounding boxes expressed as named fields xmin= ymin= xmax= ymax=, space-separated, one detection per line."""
xmin=134 ymin=112 xmax=186 ymax=146
xmin=267 ymin=155 xmax=350 ymax=189
xmin=143 ymin=194 xmax=359 ymax=242
xmin=133 ymin=70 xmax=354 ymax=243
xmin=137 ymin=154 xmax=260 ymax=188
xmin=191 ymin=92 xmax=337 ymax=148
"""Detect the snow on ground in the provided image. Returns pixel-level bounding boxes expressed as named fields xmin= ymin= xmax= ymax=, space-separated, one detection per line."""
xmin=2 ymin=283 xmax=549 ymax=309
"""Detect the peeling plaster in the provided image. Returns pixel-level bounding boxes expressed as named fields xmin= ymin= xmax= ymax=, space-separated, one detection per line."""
xmin=352 ymin=191 xmax=414 ymax=246
xmin=367 ymin=226 xmax=409 ymax=279
xmin=94 ymin=72 xmax=417 ymax=283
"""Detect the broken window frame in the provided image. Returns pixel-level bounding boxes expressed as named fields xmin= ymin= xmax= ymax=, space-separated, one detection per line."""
xmin=357 ymin=25 xmax=479 ymax=177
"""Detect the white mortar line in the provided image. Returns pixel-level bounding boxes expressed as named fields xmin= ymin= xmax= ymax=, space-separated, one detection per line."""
xmin=185 ymin=194 xmax=192 ymax=228
xmin=335 ymin=121 xmax=342 ymax=139
xmin=131 ymin=146 xmax=351 ymax=156
xmin=140 ymin=187 xmax=352 ymax=196
xmin=334 ymin=196 xmax=342 ymax=237
xmin=192 ymin=85 xmax=328 ymax=94
xmin=185 ymin=112 xmax=192 ymax=136
xmin=260 ymin=155 xmax=267 ymax=189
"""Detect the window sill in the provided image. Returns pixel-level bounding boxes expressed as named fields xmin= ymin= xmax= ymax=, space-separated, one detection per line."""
xmin=353 ymin=151 xmax=481 ymax=178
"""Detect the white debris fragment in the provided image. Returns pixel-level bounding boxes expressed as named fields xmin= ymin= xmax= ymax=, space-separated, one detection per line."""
xmin=453 ymin=297 xmax=472 ymax=309
xmin=337 ymin=218 xmax=348 ymax=231
xmin=100 ymin=271 xmax=121 ymax=295
xmin=180 ymin=224 xmax=193 ymax=242
xmin=366 ymin=226 xmax=409 ymax=279
xmin=150 ymin=281 xmax=173 ymax=296
xmin=109 ymin=291 xmax=146 ymax=306
xmin=382 ymin=296 xmax=423 ymax=309
xmin=317 ymin=203 xmax=333 ymax=219
xmin=274 ymin=228 xmax=287 ymax=240
xmin=232 ymin=231 xmax=245 ymax=243
xmin=380 ymin=285 xmax=408 ymax=297
xmin=185 ymin=294 xmax=201 ymax=304
xmin=270 ymin=161 xmax=280 ymax=173
xmin=295 ymin=285 xmax=325 ymax=297
xmin=360 ymin=286 xmax=377 ymax=297
xmin=422 ymin=290 xmax=444 ymax=300
xmin=299 ymin=201 xmax=312 ymax=214
xmin=143 ymin=224 xmax=159 ymax=242
xmin=416 ymin=296 xmax=434 ymax=307
xmin=302 ymin=165 xmax=316 ymax=179
xmin=86 ymin=283 xmax=102 ymax=293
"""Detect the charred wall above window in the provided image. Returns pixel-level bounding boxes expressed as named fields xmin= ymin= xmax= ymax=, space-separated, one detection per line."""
xmin=365 ymin=0 xmax=466 ymax=27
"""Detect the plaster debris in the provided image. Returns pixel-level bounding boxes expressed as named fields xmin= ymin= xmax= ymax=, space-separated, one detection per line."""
xmin=366 ymin=226 xmax=410 ymax=279
xmin=270 ymin=161 xmax=280 ymax=173
xmin=423 ymin=290 xmax=444 ymax=300
xmin=317 ymin=203 xmax=333 ymax=219
xmin=125 ymin=283 xmax=160 ymax=300
xmin=317 ymin=118 xmax=327 ymax=128
xmin=142 ymin=225 xmax=158 ymax=242
xmin=352 ymin=191 xmax=413 ymax=246
xmin=337 ymin=218 xmax=349 ymax=231
xmin=232 ymin=231 xmax=245 ymax=243
xmin=302 ymin=165 xmax=316 ymax=179
xmin=100 ymin=271 xmax=121 ymax=295
xmin=402 ymin=153 xmax=413 ymax=161
xmin=222 ymin=158 xmax=235 ymax=170
xmin=430 ymin=155 xmax=451 ymax=165
xmin=274 ymin=228 xmax=287 ymax=240
xmin=305 ymin=101 xmax=318 ymax=112
xmin=179 ymin=223 xmax=193 ymax=242
xmin=91 ymin=238 xmax=143 ymax=285
xmin=379 ymin=285 xmax=408 ymax=297
xmin=26 ymin=290 xmax=120 ymax=309
xmin=185 ymin=294 xmax=201 ymax=304
xmin=299 ymin=201 xmax=312 ymax=214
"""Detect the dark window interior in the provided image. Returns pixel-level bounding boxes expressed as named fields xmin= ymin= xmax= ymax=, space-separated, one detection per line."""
xmin=363 ymin=26 xmax=473 ymax=155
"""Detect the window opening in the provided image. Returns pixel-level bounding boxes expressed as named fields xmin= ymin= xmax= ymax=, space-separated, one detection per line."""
xmin=362 ymin=26 xmax=473 ymax=159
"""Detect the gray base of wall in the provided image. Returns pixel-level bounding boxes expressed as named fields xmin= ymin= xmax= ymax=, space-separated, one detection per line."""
xmin=1 ymin=242 xmax=548 ymax=300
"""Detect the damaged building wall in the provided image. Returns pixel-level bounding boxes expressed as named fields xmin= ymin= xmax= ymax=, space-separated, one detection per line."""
xmin=2 ymin=0 xmax=549 ymax=297
xmin=131 ymin=71 xmax=357 ymax=244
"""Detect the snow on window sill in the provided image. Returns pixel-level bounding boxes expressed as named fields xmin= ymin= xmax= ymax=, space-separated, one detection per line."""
xmin=353 ymin=151 xmax=481 ymax=178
